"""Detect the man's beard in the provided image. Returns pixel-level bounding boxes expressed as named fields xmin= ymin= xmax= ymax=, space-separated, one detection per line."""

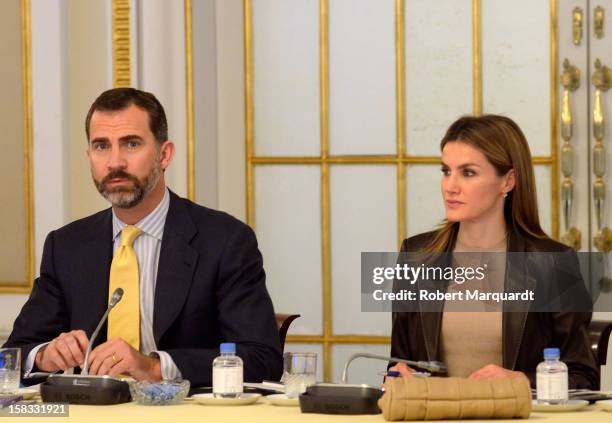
xmin=94 ymin=162 xmax=162 ymax=209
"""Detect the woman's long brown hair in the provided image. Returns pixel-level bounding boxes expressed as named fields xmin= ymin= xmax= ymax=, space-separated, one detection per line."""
xmin=424 ymin=115 xmax=548 ymax=252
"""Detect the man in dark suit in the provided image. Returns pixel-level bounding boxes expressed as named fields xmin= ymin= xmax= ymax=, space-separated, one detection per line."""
xmin=3 ymin=88 xmax=282 ymax=387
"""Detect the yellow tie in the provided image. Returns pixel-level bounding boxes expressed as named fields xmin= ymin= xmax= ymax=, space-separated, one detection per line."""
xmin=107 ymin=226 xmax=142 ymax=350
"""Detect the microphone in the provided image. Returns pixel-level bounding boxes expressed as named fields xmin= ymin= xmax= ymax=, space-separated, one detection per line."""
xmin=341 ymin=353 xmax=447 ymax=384
xmin=40 ymin=288 xmax=132 ymax=405
xmin=82 ymin=288 xmax=123 ymax=375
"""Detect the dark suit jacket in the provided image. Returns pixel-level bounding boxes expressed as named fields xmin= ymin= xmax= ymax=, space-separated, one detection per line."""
xmin=390 ymin=229 xmax=599 ymax=389
xmin=4 ymin=191 xmax=283 ymax=387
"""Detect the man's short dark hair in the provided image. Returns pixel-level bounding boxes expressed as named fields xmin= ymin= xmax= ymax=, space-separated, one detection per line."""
xmin=85 ymin=88 xmax=168 ymax=144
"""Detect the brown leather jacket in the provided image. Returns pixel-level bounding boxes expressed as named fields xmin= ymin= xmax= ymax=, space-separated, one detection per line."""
xmin=390 ymin=229 xmax=599 ymax=389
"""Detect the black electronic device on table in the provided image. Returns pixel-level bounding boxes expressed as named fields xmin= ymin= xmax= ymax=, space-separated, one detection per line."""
xmin=40 ymin=374 xmax=131 ymax=405
xmin=40 ymin=288 xmax=132 ymax=405
xmin=299 ymin=384 xmax=383 ymax=415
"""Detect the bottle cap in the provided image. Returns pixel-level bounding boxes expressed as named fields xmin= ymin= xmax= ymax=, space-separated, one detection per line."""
xmin=220 ymin=343 xmax=236 ymax=353
xmin=543 ymin=347 xmax=560 ymax=359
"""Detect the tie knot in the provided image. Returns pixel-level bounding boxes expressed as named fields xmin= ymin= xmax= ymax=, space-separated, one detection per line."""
xmin=120 ymin=226 xmax=142 ymax=247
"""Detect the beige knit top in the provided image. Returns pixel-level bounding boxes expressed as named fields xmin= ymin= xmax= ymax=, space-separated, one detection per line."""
xmin=439 ymin=236 xmax=507 ymax=378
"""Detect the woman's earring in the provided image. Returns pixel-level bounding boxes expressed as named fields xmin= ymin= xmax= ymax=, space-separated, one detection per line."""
xmin=503 ymin=192 xmax=508 ymax=198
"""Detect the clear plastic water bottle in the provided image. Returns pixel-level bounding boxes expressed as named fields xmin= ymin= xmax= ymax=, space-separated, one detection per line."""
xmin=213 ymin=343 xmax=243 ymax=398
xmin=536 ymin=347 xmax=568 ymax=404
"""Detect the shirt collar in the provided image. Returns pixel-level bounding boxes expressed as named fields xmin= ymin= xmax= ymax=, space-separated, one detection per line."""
xmin=112 ymin=188 xmax=170 ymax=241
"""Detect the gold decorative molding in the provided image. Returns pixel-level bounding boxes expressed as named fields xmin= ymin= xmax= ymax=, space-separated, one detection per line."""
xmin=396 ymin=0 xmax=406 ymax=248
xmin=550 ymin=0 xmax=559 ymax=239
xmin=250 ymin=155 xmax=553 ymax=166
xmin=22 ymin=0 xmax=34 ymax=292
xmin=287 ymin=335 xmax=391 ymax=345
xmin=472 ymin=0 xmax=482 ymax=116
xmin=112 ymin=0 xmax=131 ymax=87
xmin=319 ymin=0 xmax=332 ymax=384
xmin=185 ymin=0 xmax=195 ymax=201
xmin=572 ymin=7 xmax=583 ymax=45
xmin=559 ymin=59 xmax=581 ymax=250
xmin=595 ymin=5 xmax=605 ymax=39
xmin=244 ymin=0 xmax=255 ymax=228
xmin=2 ymin=0 xmax=35 ymax=293
xmin=591 ymin=58 xmax=612 ymax=252
xmin=2 ymin=0 xmax=34 ymax=292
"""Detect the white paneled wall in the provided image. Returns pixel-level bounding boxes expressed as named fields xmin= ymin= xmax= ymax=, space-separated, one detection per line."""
xmin=255 ymin=165 xmax=322 ymax=334
xmin=405 ymin=165 xmax=445 ymax=237
xmin=482 ymin=0 xmax=551 ymax=156
xmin=329 ymin=0 xmax=396 ymax=155
xmin=330 ymin=165 xmax=396 ymax=335
xmin=252 ymin=0 xmax=320 ymax=157
xmin=138 ymin=0 xmax=187 ymax=198
xmin=405 ymin=0 xmax=473 ymax=156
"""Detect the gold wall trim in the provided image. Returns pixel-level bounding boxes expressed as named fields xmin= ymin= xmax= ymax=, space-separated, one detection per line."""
xmin=244 ymin=0 xmax=255 ymax=227
xmin=319 ymin=0 xmax=332 ymax=383
xmin=185 ymin=0 xmax=195 ymax=201
xmin=22 ymin=0 xmax=34 ymax=292
xmin=251 ymin=155 xmax=552 ymax=166
xmin=286 ymin=335 xmax=325 ymax=344
xmin=252 ymin=157 xmax=324 ymax=165
xmin=533 ymin=157 xmax=553 ymax=165
xmin=550 ymin=0 xmax=559 ymax=239
xmin=3 ymin=0 xmax=35 ymax=293
xmin=287 ymin=335 xmax=391 ymax=345
xmin=472 ymin=0 xmax=482 ymax=115
xmin=112 ymin=0 xmax=131 ymax=87
xmin=396 ymin=0 xmax=406 ymax=247
xmin=255 ymin=155 xmax=483 ymax=170
xmin=329 ymin=335 xmax=390 ymax=344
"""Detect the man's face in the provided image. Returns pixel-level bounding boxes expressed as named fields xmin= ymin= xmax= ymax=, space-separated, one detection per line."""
xmin=87 ymin=104 xmax=169 ymax=208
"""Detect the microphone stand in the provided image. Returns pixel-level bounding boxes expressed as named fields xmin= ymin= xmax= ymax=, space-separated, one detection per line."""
xmin=341 ymin=353 xmax=447 ymax=384
xmin=82 ymin=288 xmax=123 ymax=375
xmin=40 ymin=288 xmax=133 ymax=405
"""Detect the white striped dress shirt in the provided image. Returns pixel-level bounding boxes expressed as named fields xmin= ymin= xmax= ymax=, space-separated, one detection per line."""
xmin=111 ymin=188 xmax=181 ymax=380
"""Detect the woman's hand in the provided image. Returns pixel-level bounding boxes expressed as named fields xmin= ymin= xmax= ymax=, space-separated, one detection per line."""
xmin=388 ymin=362 xmax=416 ymax=378
xmin=468 ymin=364 xmax=525 ymax=380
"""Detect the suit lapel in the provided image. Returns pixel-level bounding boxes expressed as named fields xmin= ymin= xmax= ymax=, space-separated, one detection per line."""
xmin=153 ymin=193 xmax=198 ymax=345
xmin=418 ymin=250 xmax=452 ymax=361
xmin=502 ymin=230 xmax=532 ymax=369
xmin=75 ymin=210 xmax=113 ymax=346
xmin=418 ymin=230 xmax=460 ymax=360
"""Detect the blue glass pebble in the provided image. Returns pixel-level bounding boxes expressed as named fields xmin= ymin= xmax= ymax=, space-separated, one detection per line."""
xmin=135 ymin=381 xmax=187 ymax=405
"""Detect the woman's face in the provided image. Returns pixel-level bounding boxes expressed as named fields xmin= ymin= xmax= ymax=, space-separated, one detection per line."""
xmin=440 ymin=141 xmax=513 ymax=224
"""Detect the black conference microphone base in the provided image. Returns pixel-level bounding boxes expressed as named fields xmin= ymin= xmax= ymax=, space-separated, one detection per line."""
xmin=40 ymin=374 xmax=131 ymax=405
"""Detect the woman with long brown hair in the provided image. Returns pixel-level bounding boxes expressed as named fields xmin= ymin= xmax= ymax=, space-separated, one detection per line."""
xmin=389 ymin=115 xmax=598 ymax=389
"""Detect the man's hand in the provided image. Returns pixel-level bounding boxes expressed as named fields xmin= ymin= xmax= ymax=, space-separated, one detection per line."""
xmin=87 ymin=338 xmax=161 ymax=381
xmin=468 ymin=364 xmax=525 ymax=380
xmin=35 ymin=330 xmax=89 ymax=372
xmin=388 ymin=362 xmax=415 ymax=378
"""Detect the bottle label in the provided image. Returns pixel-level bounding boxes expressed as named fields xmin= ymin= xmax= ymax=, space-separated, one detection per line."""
xmin=213 ymin=367 xmax=243 ymax=394
xmin=536 ymin=372 xmax=568 ymax=401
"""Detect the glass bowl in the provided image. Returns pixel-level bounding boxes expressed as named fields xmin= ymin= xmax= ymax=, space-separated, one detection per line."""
xmin=129 ymin=380 xmax=190 ymax=405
